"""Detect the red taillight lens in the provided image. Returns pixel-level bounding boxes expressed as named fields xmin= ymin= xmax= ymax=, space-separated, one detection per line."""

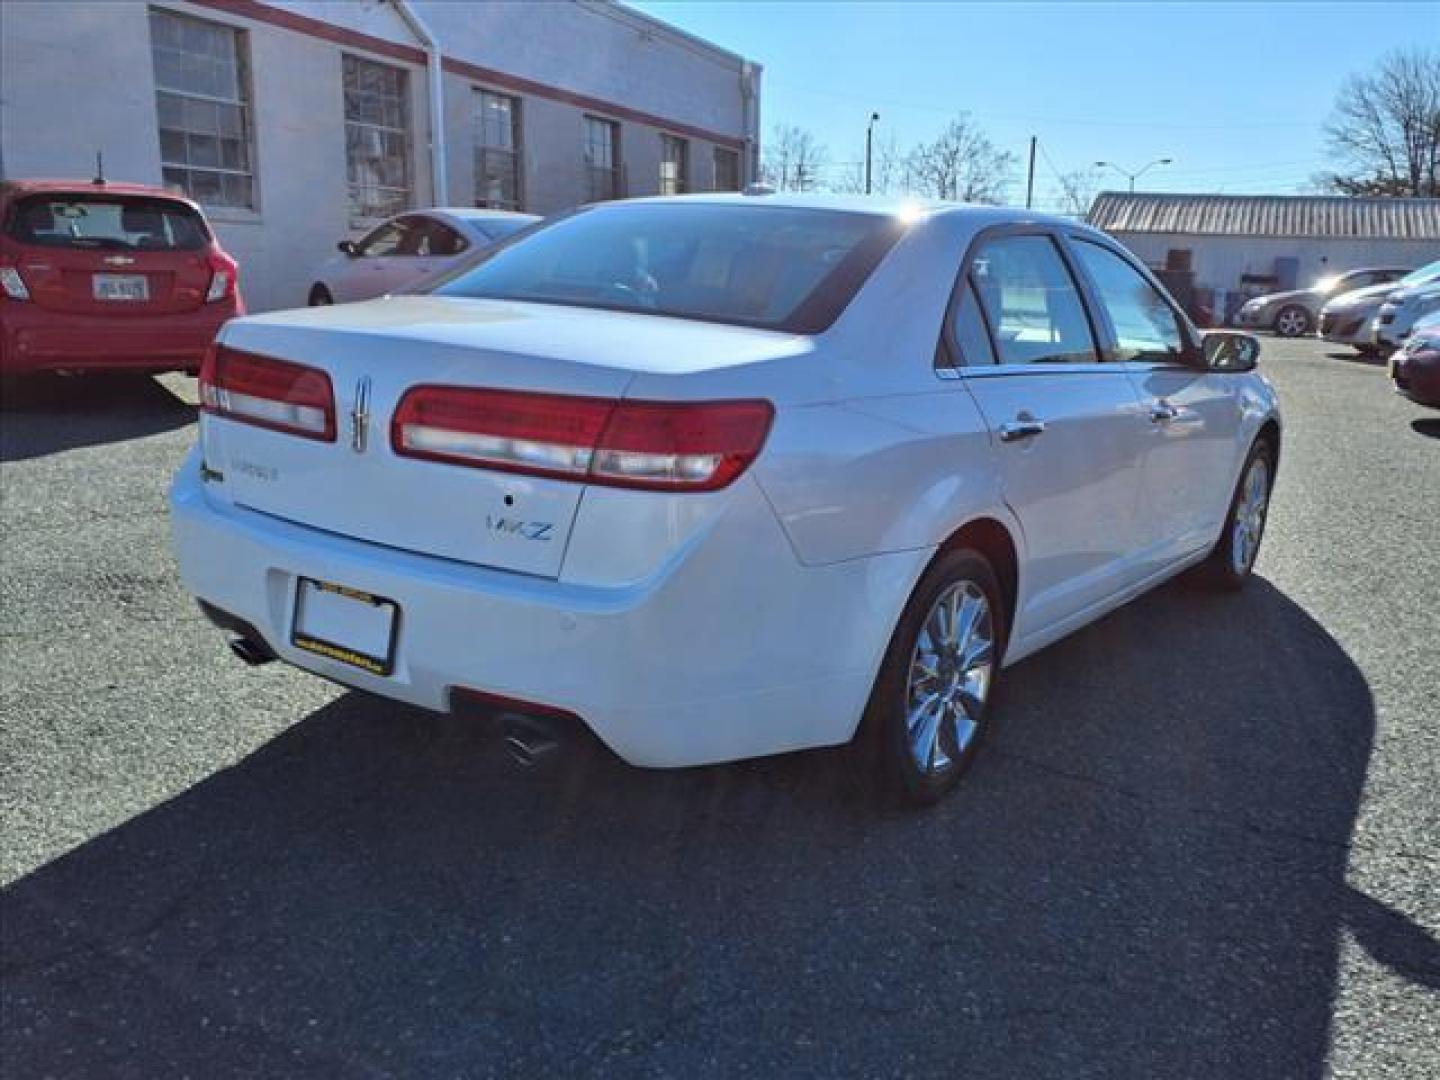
xmin=590 ymin=399 xmax=774 ymax=491
xmin=391 ymin=387 xmax=773 ymax=492
xmin=205 ymin=250 xmax=238 ymax=303
xmin=200 ymin=345 xmax=336 ymax=442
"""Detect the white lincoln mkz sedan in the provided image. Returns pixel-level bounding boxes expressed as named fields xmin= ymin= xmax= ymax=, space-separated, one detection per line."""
xmin=171 ymin=194 xmax=1280 ymax=805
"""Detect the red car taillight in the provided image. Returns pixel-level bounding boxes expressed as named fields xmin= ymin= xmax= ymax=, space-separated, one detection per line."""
xmin=391 ymin=387 xmax=773 ymax=492
xmin=199 ymin=345 xmax=337 ymax=442
xmin=205 ymin=249 xmax=238 ymax=303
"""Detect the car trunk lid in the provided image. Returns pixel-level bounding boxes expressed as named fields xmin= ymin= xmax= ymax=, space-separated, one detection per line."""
xmin=203 ymin=296 xmax=805 ymax=578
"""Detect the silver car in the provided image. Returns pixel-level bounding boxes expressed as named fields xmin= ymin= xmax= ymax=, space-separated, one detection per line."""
xmin=1236 ymin=266 xmax=1408 ymax=337
xmin=308 ymin=208 xmax=539 ymax=306
xmin=1319 ymin=260 xmax=1440 ymax=355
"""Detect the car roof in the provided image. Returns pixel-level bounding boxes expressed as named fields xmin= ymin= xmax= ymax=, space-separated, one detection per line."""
xmin=593 ymin=190 xmax=1086 ymax=230
xmin=437 ymin=208 xmax=541 ymax=223
xmin=0 ymin=178 xmax=199 ymax=204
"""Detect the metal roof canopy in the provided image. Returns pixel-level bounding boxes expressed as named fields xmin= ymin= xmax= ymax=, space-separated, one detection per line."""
xmin=1087 ymin=192 xmax=1440 ymax=241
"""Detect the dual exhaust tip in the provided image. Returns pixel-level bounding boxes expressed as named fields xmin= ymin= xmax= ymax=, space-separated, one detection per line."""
xmin=226 ymin=636 xmax=562 ymax=767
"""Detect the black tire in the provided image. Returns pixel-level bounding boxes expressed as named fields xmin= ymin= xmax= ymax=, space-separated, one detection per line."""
xmin=1195 ymin=437 xmax=1276 ymax=590
xmin=308 ymin=284 xmax=333 ymax=306
xmin=857 ymin=548 xmax=1006 ymax=807
xmin=1272 ymin=304 xmax=1311 ymax=337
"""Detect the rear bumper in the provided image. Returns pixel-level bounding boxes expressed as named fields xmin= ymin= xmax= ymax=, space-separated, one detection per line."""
xmin=0 ymin=302 xmax=233 ymax=373
xmin=1318 ymin=311 xmax=1372 ymax=346
xmin=169 ymin=451 xmax=926 ymax=767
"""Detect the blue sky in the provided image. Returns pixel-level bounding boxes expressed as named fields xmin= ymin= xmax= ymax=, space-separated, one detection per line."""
xmin=630 ymin=1 xmax=1438 ymax=209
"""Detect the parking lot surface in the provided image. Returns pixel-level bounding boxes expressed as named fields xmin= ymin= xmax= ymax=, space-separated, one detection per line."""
xmin=2 ymin=337 xmax=1437 ymax=1078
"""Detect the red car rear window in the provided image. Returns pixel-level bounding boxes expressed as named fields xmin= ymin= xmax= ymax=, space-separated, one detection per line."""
xmin=5 ymin=194 xmax=209 ymax=252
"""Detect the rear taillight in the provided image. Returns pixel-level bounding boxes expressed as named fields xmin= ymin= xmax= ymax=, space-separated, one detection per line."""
xmin=392 ymin=387 xmax=773 ymax=492
xmin=205 ymin=250 xmax=238 ymax=303
xmin=200 ymin=345 xmax=336 ymax=441
xmin=0 ymin=265 xmax=30 ymax=301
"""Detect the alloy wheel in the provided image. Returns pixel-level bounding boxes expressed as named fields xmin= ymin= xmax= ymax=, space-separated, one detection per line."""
xmin=1231 ymin=457 xmax=1270 ymax=574
xmin=1275 ymin=309 xmax=1308 ymax=337
xmin=905 ymin=580 xmax=994 ymax=774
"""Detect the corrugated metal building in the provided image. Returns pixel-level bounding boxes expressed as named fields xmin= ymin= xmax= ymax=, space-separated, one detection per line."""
xmin=1089 ymin=192 xmax=1440 ymax=320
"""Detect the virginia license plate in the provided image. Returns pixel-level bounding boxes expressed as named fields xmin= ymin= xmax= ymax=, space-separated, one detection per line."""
xmin=291 ymin=578 xmax=399 ymax=676
xmin=93 ymin=274 xmax=149 ymax=301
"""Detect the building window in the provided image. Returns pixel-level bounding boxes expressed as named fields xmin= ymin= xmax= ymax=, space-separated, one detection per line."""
xmin=149 ymin=8 xmax=254 ymax=209
xmin=713 ymin=147 xmax=740 ymax=192
xmin=660 ymin=135 xmax=689 ymax=195
xmin=343 ymin=54 xmax=411 ymax=220
xmin=474 ymin=90 xmax=520 ymax=210
xmin=584 ymin=116 xmax=621 ymax=202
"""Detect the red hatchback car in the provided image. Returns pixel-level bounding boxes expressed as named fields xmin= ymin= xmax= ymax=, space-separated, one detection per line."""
xmin=0 ymin=179 xmax=241 ymax=375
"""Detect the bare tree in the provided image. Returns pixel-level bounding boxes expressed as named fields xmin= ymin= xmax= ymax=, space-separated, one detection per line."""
xmin=904 ymin=114 xmax=1016 ymax=204
xmin=1320 ymin=47 xmax=1440 ymax=196
xmin=762 ymin=124 xmax=830 ymax=192
xmin=1053 ymin=169 xmax=1099 ymax=217
xmin=829 ymin=133 xmax=905 ymax=195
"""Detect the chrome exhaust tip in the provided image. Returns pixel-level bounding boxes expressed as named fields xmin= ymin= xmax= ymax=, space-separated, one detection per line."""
xmin=500 ymin=715 xmax=561 ymax=767
xmin=228 ymin=636 xmax=275 ymax=667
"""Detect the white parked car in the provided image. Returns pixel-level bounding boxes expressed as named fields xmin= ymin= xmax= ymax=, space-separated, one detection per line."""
xmin=307 ymin=208 xmax=538 ymax=306
xmin=1374 ymin=282 xmax=1440 ymax=353
xmin=172 ymin=194 xmax=1281 ymax=805
xmin=1320 ymin=259 xmax=1440 ymax=355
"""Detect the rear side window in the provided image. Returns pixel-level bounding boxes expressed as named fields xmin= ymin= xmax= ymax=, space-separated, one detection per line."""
xmin=433 ymin=203 xmax=905 ymax=333
xmin=944 ymin=279 xmax=997 ymax=366
xmin=6 ymin=195 xmax=209 ymax=251
xmin=970 ymin=235 xmax=1098 ymax=365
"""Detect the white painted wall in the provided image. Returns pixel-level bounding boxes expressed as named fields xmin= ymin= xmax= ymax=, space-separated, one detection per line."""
xmin=1110 ymin=232 xmax=1438 ymax=292
xmin=1 ymin=0 xmax=755 ymax=312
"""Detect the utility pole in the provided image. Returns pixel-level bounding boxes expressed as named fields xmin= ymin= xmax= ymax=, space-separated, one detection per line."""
xmin=1025 ymin=136 xmax=1037 ymax=209
xmin=865 ymin=112 xmax=880 ymax=195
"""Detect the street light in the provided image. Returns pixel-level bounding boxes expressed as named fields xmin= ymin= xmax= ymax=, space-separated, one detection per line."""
xmin=865 ymin=112 xmax=880 ymax=195
xmin=1094 ymin=157 xmax=1173 ymax=193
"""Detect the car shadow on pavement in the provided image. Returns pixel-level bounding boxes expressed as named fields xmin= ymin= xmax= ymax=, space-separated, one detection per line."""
xmin=0 ymin=373 xmax=195 ymax=462
xmin=1325 ymin=350 xmax=1387 ymax=366
xmin=1411 ymin=417 xmax=1440 ymax=438
xmin=3 ymin=577 xmax=1435 ymax=1077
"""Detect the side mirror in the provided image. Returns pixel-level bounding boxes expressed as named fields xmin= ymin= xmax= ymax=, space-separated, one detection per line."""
xmin=338 ymin=240 xmax=359 ymax=257
xmin=1201 ymin=330 xmax=1260 ymax=372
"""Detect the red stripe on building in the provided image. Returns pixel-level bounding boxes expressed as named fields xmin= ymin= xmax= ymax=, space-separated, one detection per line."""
xmin=189 ymin=0 xmax=746 ymax=151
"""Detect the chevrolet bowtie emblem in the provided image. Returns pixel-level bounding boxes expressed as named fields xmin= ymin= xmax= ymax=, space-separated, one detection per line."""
xmin=350 ymin=376 xmax=372 ymax=452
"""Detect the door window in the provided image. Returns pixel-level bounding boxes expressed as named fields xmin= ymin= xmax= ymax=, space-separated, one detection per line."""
xmin=407 ymin=218 xmax=468 ymax=257
xmin=970 ymin=235 xmax=1098 ymax=365
xmin=354 ymin=219 xmax=409 ymax=257
xmin=1071 ymin=240 xmax=1184 ymax=363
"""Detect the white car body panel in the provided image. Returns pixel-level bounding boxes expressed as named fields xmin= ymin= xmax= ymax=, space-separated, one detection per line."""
xmin=172 ymin=194 xmax=1281 ymax=768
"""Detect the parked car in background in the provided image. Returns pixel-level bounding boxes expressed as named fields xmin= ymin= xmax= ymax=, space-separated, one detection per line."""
xmin=1374 ymin=282 xmax=1440 ymax=354
xmin=307 ymin=208 xmax=539 ymax=306
xmin=1236 ymin=266 xmax=1408 ymax=337
xmin=0 ymin=179 xmax=241 ymax=375
xmin=173 ymin=194 xmax=1280 ymax=807
xmin=1320 ymin=260 xmax=1440 ymax=356
xmin=1391 ymin=310 xmax=1440 ymax=408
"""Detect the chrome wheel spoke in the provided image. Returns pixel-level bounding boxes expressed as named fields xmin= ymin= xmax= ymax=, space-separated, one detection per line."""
xmin=907 ymin=693 xmax=944 ymax=770
xmin=905 ymin=580 xmax=994 ymax=775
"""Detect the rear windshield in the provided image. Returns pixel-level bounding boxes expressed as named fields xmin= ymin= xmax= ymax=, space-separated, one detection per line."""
xmin=5 ymin=194 xmax=209 ymax=252
xmin=432 ymin=203 xmax=905 ymax=333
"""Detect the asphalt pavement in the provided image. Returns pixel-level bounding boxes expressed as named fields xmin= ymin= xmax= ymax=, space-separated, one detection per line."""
xmin=1 ymin=338 xmax=1436 ymax=1078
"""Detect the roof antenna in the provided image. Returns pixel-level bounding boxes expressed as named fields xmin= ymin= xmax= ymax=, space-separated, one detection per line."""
xmin=93 ymin=151 xmax=105 ymax=186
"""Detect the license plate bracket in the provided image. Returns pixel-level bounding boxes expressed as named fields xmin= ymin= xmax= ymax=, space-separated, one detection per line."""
xmin=92 ymin=274 xmax=149 ymax=301
xmin=291 ymin=578 xmax=399 ymax=676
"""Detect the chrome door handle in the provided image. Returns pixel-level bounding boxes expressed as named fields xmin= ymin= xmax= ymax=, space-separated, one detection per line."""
xmin=1150 ymin=400 xmax=1181 ymax=423
xmin=998 ymin=417 xmax=1047 ymax=442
